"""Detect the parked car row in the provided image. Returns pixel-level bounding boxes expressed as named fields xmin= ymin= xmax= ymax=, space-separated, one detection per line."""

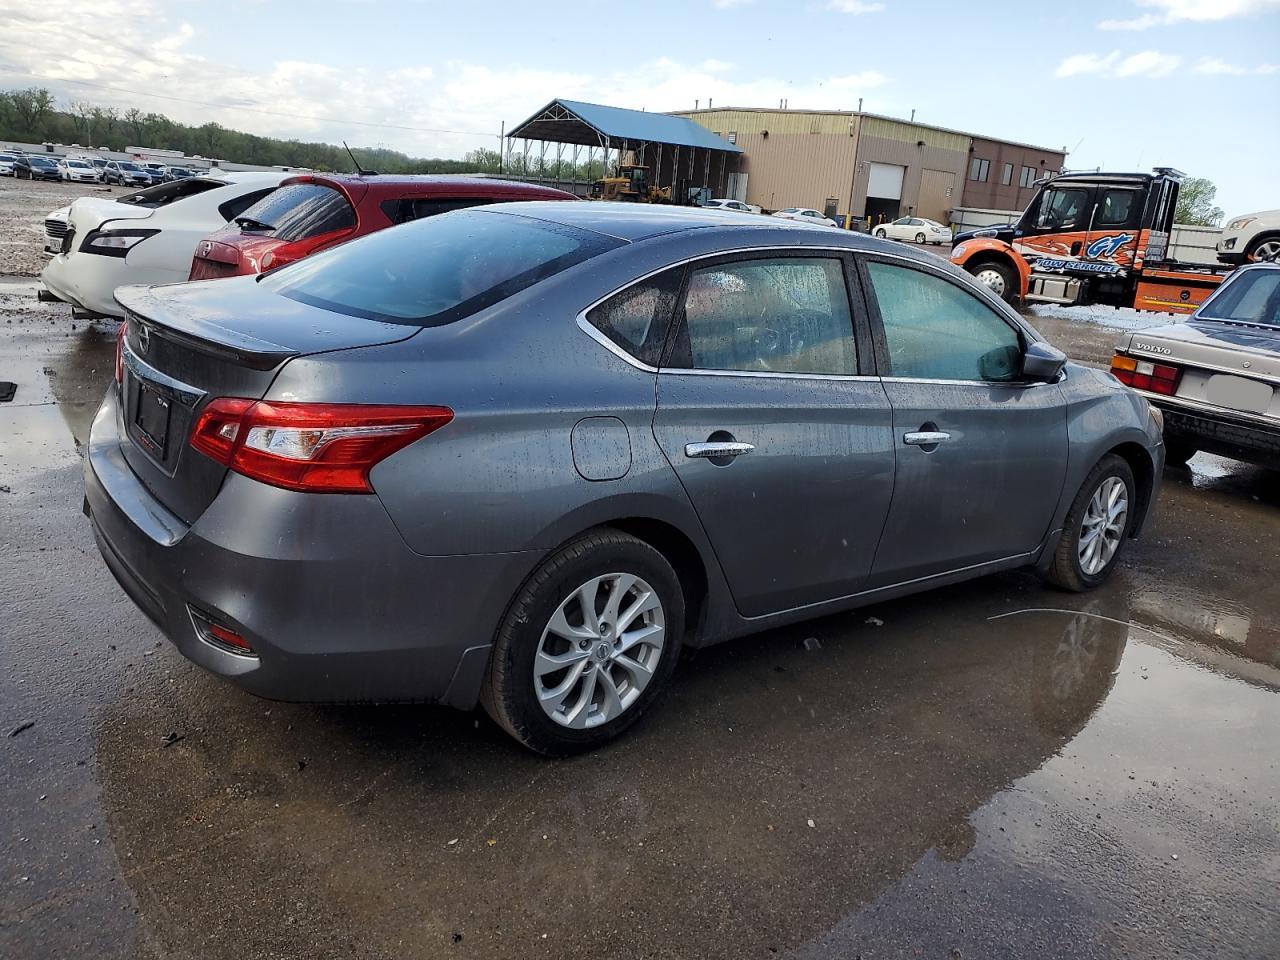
xmin=0 ymin=149 xmax=202 ymax=185
xmin=45 ymin=167 xmax=1175 ymax=755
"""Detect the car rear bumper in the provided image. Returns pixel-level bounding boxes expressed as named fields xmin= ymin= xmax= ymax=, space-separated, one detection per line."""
xmin=1144 ymin=393 xmax=1280 ymax=469
xmin=84 ymin=388 xmax=539 ymax=708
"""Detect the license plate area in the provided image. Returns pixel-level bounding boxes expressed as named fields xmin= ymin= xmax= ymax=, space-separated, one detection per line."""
xmin=134 ymin=383 xmax=172 ymax=457
xmin=1203 ymin=374 xmax=1273 ymax=415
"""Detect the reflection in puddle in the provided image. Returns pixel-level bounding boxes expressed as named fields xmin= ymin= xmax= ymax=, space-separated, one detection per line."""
xmin=93 ymin=583 xmax=1139 ymax=959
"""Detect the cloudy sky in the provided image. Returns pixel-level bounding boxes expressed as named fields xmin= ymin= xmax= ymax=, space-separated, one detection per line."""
xmin=1 ymin=0 xmax=1276 ymax=214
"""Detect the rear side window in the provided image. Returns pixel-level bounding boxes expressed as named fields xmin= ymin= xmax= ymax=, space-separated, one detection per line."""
xmin=667 ymin=257 xmax=856 ymax=375
xmin=260 ymin=209 xmax=623 ymax=326
xmin=586 ymin=270 xmax=683 ymax=366
xmin=864 ymin=261 xmax=1021 ymax=382
xmin=117 ymin=177 xmax=225 ymax=208
xmin=380 ymin=196 xmax=489 ymax=225
xmin=236 ymin=183 xmax=355 ymax=239
xmin=218 ymin=188 xmax=276 ymax=223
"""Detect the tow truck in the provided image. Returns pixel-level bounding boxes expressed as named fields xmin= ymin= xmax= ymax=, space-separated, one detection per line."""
xmin=950 ymin=168 xmax=1230 ymax=315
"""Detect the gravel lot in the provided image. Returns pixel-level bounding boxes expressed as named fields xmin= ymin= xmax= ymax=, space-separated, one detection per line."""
xmin=0 ymin=176 xmax=126 ymax=277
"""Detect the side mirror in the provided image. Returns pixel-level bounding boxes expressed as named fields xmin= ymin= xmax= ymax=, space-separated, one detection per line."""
xmin=1023 ymin=341 xmax=1067 ymax=381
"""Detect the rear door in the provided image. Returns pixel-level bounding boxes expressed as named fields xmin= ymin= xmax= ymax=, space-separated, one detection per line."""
xmin=857 ymin=254 xmax=1069 ymax=586
xmin=652 ymin=252 xmax=895 ymax=617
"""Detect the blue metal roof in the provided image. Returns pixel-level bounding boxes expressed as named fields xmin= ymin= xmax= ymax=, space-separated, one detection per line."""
xmin=509 ymin=99 xmax=742 ymax=153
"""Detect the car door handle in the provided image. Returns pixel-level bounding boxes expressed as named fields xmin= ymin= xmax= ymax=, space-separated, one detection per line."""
xmin=903 ymin=431 xmax=951 ymax=446
xmin=685 ymin=441 xmax=755 ymax=459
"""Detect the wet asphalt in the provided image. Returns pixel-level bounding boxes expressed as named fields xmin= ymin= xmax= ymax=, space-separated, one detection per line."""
xmin=1 ymin=274 xmax=1278 ymax=960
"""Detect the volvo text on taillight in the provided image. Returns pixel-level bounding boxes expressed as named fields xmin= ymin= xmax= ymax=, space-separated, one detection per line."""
xmin=1110 ymin=354 xmax=1183 ymax=396
xmin=190 ymin=399 xmax=453 ymax=493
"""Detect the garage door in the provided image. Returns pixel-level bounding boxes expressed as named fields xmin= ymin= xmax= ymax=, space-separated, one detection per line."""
xmin=867 ymin=163 xmax=905 ymax=200
xmin=917 ymin=168 xmax=956 ymax=222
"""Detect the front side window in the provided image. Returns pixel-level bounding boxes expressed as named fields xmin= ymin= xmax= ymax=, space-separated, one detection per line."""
xmin=669 ymin=257 xmax=856 ymax=375
xmin=1035 ymin=187 xmax=1091 ymax=231
xmin=260 ymin=209 xmax=622 ymax=326
xmin=586 ymin=269 xmax=683 ymax=366
xmin=865 ymin=261 xmax=1022 ymax=382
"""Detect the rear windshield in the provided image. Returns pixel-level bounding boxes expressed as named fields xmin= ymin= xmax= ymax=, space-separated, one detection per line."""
xmin=236 ymin=183 xmax=356 ymax=240
xmin=1199 ymin=270 xmax=1280 ymax=327
xmin=117 ymin=177 xmax=225 ymax=208
xmin=260 ymin=209 xmax=623 ymax=326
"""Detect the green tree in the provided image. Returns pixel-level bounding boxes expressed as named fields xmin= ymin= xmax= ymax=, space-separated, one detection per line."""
xmin=1175 ymin=177 xmax=1224 ymax=227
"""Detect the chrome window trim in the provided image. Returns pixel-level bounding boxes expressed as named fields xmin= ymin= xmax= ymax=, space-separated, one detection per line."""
xmin=572 ymin=241 xmax=1037 ymax=379
xmin=880 ymin=375 xmax=1055 ymax=389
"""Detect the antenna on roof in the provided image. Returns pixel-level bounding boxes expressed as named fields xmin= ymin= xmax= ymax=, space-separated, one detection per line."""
xmin=342 ymin=141 xmax=377 ymax=177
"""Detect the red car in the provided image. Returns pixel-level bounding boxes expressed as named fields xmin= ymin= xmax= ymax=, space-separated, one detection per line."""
xmin=188 ymin=174 xmax=578 ymax=280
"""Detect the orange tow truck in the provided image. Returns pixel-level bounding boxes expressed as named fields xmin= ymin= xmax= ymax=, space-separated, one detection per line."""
xmin=950 ymin=168 xmax=1229 ymax=315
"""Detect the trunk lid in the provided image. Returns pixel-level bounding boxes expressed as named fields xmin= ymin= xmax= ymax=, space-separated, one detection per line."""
xmin=114 ymin=278 xmax=420 ymax=522
xmin=1126 ymin=320 xmax=1280 ymax=381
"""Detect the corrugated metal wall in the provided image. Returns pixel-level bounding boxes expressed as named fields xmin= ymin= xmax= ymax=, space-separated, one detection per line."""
xmin=732 ymin=132 xmax=856 ymax=211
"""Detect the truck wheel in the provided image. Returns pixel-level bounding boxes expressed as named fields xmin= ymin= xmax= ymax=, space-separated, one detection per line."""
xmin=969 ymin=260 xmax=1016 ymax=301
xmin=1163 ymin=438 xmax=1197 ymax=467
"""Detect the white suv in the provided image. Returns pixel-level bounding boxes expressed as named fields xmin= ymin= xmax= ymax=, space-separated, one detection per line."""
xmin=40 ymin=171 xmax=285 ymax=318
xmin=1217 ymin=209 xmax=1280 ymax=265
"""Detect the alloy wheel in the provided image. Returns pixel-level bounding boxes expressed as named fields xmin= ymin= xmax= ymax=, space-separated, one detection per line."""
xmin=534 ymin=573 xmax=665 ymax=729
xmin=1250 ymin=238 xmax=1280 ymax=262
xmin=1078 ymin=476 xmax=1129 ymax=576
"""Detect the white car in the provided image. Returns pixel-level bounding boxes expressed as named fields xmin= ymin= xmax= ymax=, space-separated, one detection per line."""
xmin=58 ymin=157 xmax=99 ymax=183
xmin=43 ymin=205 xmax=72 ymax=255
xmin=772 ymin=207 xmax=839 ymax=228
xmin=40 ymin=171 xmax=286 ymax=318
xmin=701 ymin=198 xmax=754 ymax=214
xmin=873 ymin=216 xmax=953 ymax=245
xmin=0 ymin=152 xmax=17 ymax=176
xmin=1217 ymin=209 xmax=1280 ymax=265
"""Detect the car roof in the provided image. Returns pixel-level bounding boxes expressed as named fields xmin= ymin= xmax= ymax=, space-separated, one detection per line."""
xmin=477 ymin=200 xmax=868 ymax=242
xmin=281 ymin=173 xmax=577 ymax=202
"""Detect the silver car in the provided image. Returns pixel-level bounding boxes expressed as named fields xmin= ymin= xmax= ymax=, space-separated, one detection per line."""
xmin=84 ymin=203 xmax=1164 ymax=754
xmin=1110 ymin=261 xmax=1279 ymax=469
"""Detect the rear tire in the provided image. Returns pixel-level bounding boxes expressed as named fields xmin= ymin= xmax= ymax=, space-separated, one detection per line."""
xmin=1163 ymin=438 xmax=1197 ymax=467
xmin=1042 ymin=454 xmax=1136 ymax=592
xmin=968 ymin=259 xmax=1016 ymax=302
xmin=481 ymin=530 xmax=684 ymax=755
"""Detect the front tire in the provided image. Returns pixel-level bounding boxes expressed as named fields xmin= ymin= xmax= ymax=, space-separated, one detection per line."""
xmin=481 ymin=530 xmax=684 ymax=755
xmin=874 ymin=228 xmax=887 ymax=238
xmin=1043 ymin=454 xmax=1136 ymax=592
xmin=968 ymin=259 xmax=1016 ymax=302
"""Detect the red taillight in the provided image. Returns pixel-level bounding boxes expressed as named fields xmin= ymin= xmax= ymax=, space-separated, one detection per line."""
xmin=1109 ymin=354 xmax=1182 ymax=396
xmin=190 ymin=399 xmax=453 ymax=494
xmin=114 ymin=319 xmax=127 ymax=385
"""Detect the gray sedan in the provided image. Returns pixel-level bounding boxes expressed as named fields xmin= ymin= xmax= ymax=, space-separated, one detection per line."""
xmin=85 ymin=203 xmax=1164 ymax=754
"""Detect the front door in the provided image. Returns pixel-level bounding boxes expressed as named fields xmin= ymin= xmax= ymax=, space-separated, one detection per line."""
xmin=1014 ymin=181 xmax=1097 ymax=267
xmin=653 ymin=253 xmax=895 ymax=618
xmin=858 ymin=256 xmax=1070 ymax=586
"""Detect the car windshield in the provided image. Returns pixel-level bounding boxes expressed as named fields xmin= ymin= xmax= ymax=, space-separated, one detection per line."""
xmin=260 ymin=209 xmax=623 ymax=326
xmin=0 ymin=154 xmax=15 ymax=161
xmin=31 ymin=157 xmax=55 ymax=167
xmin=67 ymin=160 xmax=90 ymax=168
xmin=1198 ymin=270 xmax=1280 ymax=327
xmin=118 ymin=161 xmax=141 ymax=171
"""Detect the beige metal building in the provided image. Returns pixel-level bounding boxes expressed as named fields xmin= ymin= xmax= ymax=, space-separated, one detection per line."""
xmin=671 ymin=107 xmax=1064 ymax=225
